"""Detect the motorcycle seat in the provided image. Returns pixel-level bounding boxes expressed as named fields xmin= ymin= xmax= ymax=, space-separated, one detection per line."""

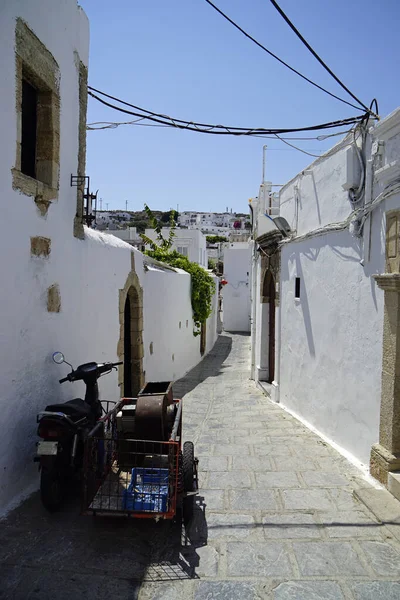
xmin=45 ymin=398 xmax=92 ymax=419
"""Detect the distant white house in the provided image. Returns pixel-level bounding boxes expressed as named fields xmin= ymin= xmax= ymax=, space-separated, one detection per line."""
xmin=104 ymin=227 xmax=144 ymax=249
xmin=223 ymin=242 xmax=251 ymax=332
xmin=178 ymin=211 xmax=249 ymax=231
xmin=144 ymin=228 xmax=208 ymax=268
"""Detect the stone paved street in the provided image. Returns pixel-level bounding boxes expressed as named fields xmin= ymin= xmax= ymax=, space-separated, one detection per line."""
xmin=2 ymin=334 xmax=400 ymax=599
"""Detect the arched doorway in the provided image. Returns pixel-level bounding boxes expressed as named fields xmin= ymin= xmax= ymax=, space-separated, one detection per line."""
xmin=124 ymin=292 xmax=132 ymax=396
xmin=260 ymin=269 xmax=276 ymax=383
xmin=118 ymin=261 xmax=144 ymax=397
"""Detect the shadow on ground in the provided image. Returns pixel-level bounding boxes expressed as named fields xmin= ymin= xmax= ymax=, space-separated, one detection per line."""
xmin=173 ymin=334 xmax=233 ymax=398
xmin=0 ymin=338 xmax=222 ymax=599
xmin=0 ymin=487 xmax=209 ymax=599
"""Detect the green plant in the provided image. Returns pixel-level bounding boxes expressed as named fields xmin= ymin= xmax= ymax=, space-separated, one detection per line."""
xmin=161 ymin=209 xmax=179 ymax=223
xmin=130 ymin=219 xmax=148 ymax=233
xmin=140 ymin=206 xmax=215 ymax=335
xmin=146 ymin=247 xmax=216 ymax=335
xmin=140 ymin=204 xmax=176 ymax=250
xmin=206 ymin=235 xmax=228 ymax=244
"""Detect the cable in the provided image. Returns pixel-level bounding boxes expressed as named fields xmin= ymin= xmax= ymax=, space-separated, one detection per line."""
xmin=88 ymin=88 xmax=365 ymax=136
xmin=267 ymin=0 xmax=374 ymax=116
xmin=88 ymin=86 xmax=362 ymax=133
xmin=369 ymin=99 xmax=379 ymax=118
xmin=87 ymin=116 xmax=352 ymax=141
xmin=273 ymin=133 xmax=321 ymax=158
xmin=280 ymin=179 xmax=400 ymax=245
xmin=203 ymin=0 xmax=364 ymax=112
xmin=87 ymin=120 xmax=170 ymax=131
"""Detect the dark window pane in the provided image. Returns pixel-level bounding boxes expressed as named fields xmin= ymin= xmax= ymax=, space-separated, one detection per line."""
xmin=21 ymin=79 xmax=37 ymax=178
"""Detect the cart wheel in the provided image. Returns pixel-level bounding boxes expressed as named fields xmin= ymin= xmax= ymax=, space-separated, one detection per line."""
xmin=182 ymin=441 xmax=195 ymax=526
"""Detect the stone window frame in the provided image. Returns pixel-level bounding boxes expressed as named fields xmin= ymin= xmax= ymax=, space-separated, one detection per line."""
xmin=385 ymin=209 xmax=400 ymax=273
xmin=12 ymin=18 xmax=60 ymax=215
xmin=73 ymin=56 xmax=88 ymax=240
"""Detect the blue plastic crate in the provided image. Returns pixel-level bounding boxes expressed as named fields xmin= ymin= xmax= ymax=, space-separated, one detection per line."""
xmin=122 ymin=467 xmax=169 ymax=512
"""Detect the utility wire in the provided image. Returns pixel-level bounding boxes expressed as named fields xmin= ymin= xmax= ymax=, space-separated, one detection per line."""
xmin=267 ymin=0 xmax=374 ymax=116
xmin=89 ymin=85 xmax=359 ymax=133
xmin=273 ymin=133 xmax=321 ymax=158
xmin=87 ymin=115 xmax=353 ymax=142
xmin=88 ymin=88 xmax=365 ymax=136
xmin=203 ymin=0 xmax=363 ymax=112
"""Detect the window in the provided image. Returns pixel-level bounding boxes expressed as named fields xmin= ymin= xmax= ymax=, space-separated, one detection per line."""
xmin=177 ymin=246 xmax=188 ymax=257
xmin=295 ymin=277 xmax=301 ymax=299
xmin=13 ymin=19 xmax=60 ymax=204
xmin=21 ymin=79 xmax=37 ymax=178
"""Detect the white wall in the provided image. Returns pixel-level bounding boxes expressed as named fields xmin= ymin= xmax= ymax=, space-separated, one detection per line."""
xmin=279 ymin=231 xmax=383 ymax=464
xmin=223 ymin=243 xmax=251 ymax=332
xmin=250 ymin=182 xmax=278 ymax=240
xmin=142 ymin=266 xmax=218 ymax=381
xmin=0 ymin=1 xmax=217 ymax=515
xmin=144 ymin=228 xmax=208 ymax=267
xmin=273 ymin=117 xmax=400 ymax=465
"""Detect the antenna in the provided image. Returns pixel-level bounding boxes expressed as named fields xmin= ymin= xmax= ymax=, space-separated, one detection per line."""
xmin=262 ymin=145 xmax=267 ymax=183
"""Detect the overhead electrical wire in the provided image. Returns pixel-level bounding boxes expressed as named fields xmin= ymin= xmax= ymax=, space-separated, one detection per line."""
xmin=267 ymin=0 xmax=375 ymax=116
xmin=88 ymin=87 xmax=365 ymax=137
xmin=273 ymin=134 xmax=321 ymax=158
xmin=86 ymin=116 xmax=352 ymax=142
xmin=203 ymin=0 xmax=365 ymax=112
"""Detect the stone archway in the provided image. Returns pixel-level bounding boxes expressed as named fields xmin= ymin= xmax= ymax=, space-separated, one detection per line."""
xmin=117 ymin=254 xmax=144 ymax=397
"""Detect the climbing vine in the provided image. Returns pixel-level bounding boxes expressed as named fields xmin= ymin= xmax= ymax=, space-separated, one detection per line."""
xmin=140 ymin=206 xmax=216 ymax=335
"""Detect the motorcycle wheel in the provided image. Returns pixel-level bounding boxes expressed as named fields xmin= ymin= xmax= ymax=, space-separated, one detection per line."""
xmin=40 ymin=466 xmax=65 ymax=512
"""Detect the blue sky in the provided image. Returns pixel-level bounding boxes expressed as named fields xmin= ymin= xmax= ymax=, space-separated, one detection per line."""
xmin=80 ymin=0 xmax=399 ymax=214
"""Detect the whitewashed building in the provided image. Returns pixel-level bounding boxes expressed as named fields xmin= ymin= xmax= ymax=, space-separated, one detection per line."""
xmin=223 ymin=242 xmax=252 ymax=333
xmin=104 ymin=226 xmax=144 ymax=249
xmin=144 ymin=227 xmax=208 ymax=268
xmin=250 ymin=109 xmax=400 ymax=494
xmin=178 ymin=211 xmax=249 ymax=231
xmin=0 ymin=0 xmax=218 ymax=515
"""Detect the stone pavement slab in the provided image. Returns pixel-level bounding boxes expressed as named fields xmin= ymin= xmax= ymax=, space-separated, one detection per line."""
xmin=1 ymin=333 xmax=400 ymax=599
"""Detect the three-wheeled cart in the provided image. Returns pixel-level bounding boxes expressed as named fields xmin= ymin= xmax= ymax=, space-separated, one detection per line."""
xmin=82 ymin=382 xmax=198 ymax=525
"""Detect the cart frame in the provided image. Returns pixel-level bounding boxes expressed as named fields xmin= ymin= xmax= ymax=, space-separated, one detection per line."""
xmin=82 ymin=397 xmax=197 ymax=520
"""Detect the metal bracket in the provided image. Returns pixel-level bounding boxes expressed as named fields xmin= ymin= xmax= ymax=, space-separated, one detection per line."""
xmin=70 ymin=174 xmax=98 ymax=227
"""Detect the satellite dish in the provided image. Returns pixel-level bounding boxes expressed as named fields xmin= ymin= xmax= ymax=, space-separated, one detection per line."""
xmin=273 ymin=216 xmax=291 ymax=238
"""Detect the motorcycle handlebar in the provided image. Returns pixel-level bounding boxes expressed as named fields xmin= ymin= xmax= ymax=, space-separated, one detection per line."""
xmin=58 ymin=361 xmax=122 ymax=383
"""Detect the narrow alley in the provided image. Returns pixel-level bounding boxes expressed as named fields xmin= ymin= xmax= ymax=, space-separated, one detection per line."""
xmin=1 ymin=334 xmax=400 ymax=599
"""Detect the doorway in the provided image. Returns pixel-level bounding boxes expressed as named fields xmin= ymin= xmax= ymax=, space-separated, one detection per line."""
xmin=260 ymin=270 xmax=275 ymax=384
xmin=121 ymin=284 xmax=144 ymax=397
xmin=124 ymin=294 xmax=132 ymax=396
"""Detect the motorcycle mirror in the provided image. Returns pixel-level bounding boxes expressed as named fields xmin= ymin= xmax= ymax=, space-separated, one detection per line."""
xmin=52 ymin=352 xmax=65 ymax=365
